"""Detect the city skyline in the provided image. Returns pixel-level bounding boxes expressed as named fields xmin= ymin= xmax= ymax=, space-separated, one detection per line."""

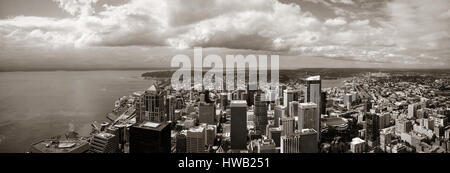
xmin=1 ymin=0 xmax=449 ymax=70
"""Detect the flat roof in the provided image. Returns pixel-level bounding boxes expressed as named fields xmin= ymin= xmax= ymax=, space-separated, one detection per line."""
xmin=299 ymin=102 xmax=317 ymax=109
xmin=230 ymin=100 xmax=247 ymax=107
xmin=306 ymin=75 xmax=321 ymax=81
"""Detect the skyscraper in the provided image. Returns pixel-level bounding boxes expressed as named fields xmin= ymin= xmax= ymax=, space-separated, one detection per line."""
xmin=274 ymin=105 xmax=285 ymax=127
xmin=408 ymin=104 xmax=417 ymax=118
xmin=129 ymin=122 xmax=171 ymax=153
xmin=186 ymin=126 xmax=206 ymax=153
xmin=230 ymin=100 xmax=248 ymax=150
xmin=299 ymin=128 xmax=318 ymax=153
xmin=138 ymin=85 xmax=165 ymax=123
xmin=289 ymin=101 xmax=299 ymax=117
xmin=365 ymin=113 xmax=380 ymax=147
xmin=254 ymin=93 xmax=268 ymax=135
xmin=166 ymin=95 xmax=176 ymax=123
xmin=305 ymin=76 xmax=322 ymax=140
xmin=283 ymin=90 xmax=294 ymax=116
xmin=281 ymin=117 xmax=295 ymax=137
xmin=298 ymin=102 xmax=319 ymax=132
xmin=199 ymin=102 xmax=216 ymax=125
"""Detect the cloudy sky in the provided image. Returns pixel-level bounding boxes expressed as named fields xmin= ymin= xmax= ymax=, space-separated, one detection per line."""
xmin=0 ymin=0 xmax=449 ymax=70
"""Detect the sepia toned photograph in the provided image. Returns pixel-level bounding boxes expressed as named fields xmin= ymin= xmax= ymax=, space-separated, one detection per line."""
xmin=0 ymin=0 xmax=449 ymax=162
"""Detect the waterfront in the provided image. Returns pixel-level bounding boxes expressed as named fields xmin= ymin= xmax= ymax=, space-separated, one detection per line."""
xmin=0 ymin=71 xmax=154 ymax=152
xmin=0 ymin=70 xmax=352 ymax=152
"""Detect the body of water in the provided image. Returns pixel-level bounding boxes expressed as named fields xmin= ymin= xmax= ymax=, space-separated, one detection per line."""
xmin=0 ymin=71 xmax=154 ymax=153
xmin=0 ymin=70 xmax=348 ymax=152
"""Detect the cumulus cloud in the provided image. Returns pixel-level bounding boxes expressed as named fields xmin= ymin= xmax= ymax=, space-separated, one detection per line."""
xmin=0 ymin=0 xmax=449 ymax=67
xmin=324 ymin=17 xmax=347 ymax=26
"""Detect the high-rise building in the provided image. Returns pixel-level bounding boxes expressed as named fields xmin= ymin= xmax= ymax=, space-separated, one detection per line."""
xmin=199 ymin=102 xmax=216 ymax=125
xmin=305 ymin=76 xmax=322 ymax=140
xmin=298 ymin=103 xmax=319 ymax=133
xmin=176 ymin=132 xmax=187 ymax=153
xmin=408 ymin=104 xmax=417 ymax=118
xmin=281 ymin=117 xmax=295 ymax=137
xmin=203 ymin=124 xmax=217 ymax=146
xmin=344 ymin=94 xmax=353 ymax=106
xmin=220 ymin=93 xmax=229 ymax=110
xmin=289 ymin=101 xmax=299 ymax=117
xmin=137 ymin=85 xmax=165 ymax=123
xmin=299 ymin=128 xmax=319 ymax=153
xmin=380 ymin=129 xmax=392 ymax=151
xmin=246 ymin=83 xmax=257 ymax=106
xmin=363 ymin=99 xmax=372 ymax=113
xmin=283 ymin=90 xmax=294 ymax=116
xmin=166 ymin=95 xmax=176 ymax=123
xmin=365 ymin=113 xmax=380 ymax=147
xmin=89 ymin=132 xmax=119 ymax=153
xmin=280 ymin=133 xmax=301 ymax=153
xmin=278 ymin=84 xmax=287 ymax=101
xmin=230 ymin=100 xmax=248 ymax=150
xmin=254 ymin=93 xmax=268 ymax=135
xmin=396 ymin=119 xmax=413 ymax=134
xmin=320 ymin=91 xmax=327 ymax=114
xmin=129 ymin=122 xmax=171 ymax=153
xmin=186 ymin=126 xmax=206 ymax=153
xmin=268 ymin=127 xmax=282 ymax=147
xmin=274 ymin=105 xmax=285 ymax=127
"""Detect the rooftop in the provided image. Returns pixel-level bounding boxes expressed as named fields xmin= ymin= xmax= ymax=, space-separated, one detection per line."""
xmin=231 ymin=100 xmax=247 ymax=107
xmin=306 ymin=75 xmax=321 ymax=81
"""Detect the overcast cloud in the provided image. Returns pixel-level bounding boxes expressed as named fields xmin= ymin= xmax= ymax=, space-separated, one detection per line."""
xmin=0 ymin=0 xmax=449 ymax=69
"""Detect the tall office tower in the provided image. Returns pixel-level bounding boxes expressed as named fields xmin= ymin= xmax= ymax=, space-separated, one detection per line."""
xmin=363 ymin=99 xmax=372 ymax=113
xmin=299 ymin=128 xmax=318 ymax=153
xmin=268 ymin=127 xmax=282 ymax=147
xmin=305 ymin=76 xmax=322 ymax=139
xmin=380 ymin=129 xmax=392 ymax=151
xmin=220 ymin=93 xmax=229 ymax=110
xmin=281 ymin=117 xmax=295 ymax=137
xmin=89 ymin=132 xmax=119 ymax=153
xmin=280 ymin=133 xmax=301 ymax=153
xmin=201 ymin=124 xmax=217 ymax=146
xmin=278 ymin=84 xmax=287 ymax=100
xmin=175 ymin=97 xmax=184 ymax=109
xmin=230 ymin=100 xmax=248 ymax=150
xmin=141 ymin=85 xmax=165 ymax=123
xmin=176 ymin=132 xmax=187 ymax=153
xmin=200 ymin=93 xmax=206 ymax=103
xmin=283 ymin=90 xmax=294 ymax=116
xmin=134 ymin=94 xmax=145 ymax=124
xmin=274 ymin=105 xmax=284 ymax=127
xmin=246 ymin=83 xmax=257 ymax=106
xmin=320 ymin=91 xmax=327 ymax=114
xmin=186 ymin=126 xmax=206 ymax=153
xmin=365 ymin=113 xmax=380 ymax=147
xmin=166 ymin=95 xmax=176 ymax=123
xmin=204 ymin=90 xmax=212 ymax=103
xmin=344 ymin=94 xmax=353 ymax=106
xmin=289 ymin=101 xmax=299 ymax=117
xmin=254 ymin=93 xmax=268 ymax=135
xmin=129 ymin=122 xmax=170 ymax=153
xmin=351 ymin=92 xmax=358 ymax=102
xmin=395 ymin=119 xmax=413 ymax=134
xmin=298 ymin=102 xmax=318 ymax=132
xmin=408 ymin=104 xmax=417 ymax=118
xmin=199 ymin=102 xmax=216 ymax=125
